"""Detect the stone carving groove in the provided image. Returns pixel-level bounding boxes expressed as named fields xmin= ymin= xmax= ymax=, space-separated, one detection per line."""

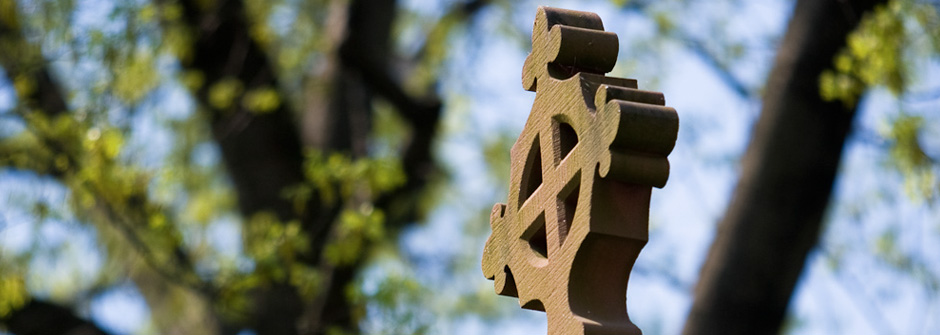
xmin=482 ymin=6 xmax=679 ymax=335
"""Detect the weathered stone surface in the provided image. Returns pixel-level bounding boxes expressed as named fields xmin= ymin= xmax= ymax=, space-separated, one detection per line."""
xmin=482 ymin=6 xmax=679 ymax=335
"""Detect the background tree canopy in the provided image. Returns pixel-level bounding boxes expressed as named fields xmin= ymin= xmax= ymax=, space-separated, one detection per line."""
xmin=0 ymin=0 xmax=938 ymax=334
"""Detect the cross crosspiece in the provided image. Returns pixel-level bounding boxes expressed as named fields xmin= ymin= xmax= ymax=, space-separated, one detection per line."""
xmin=482 ymin=7 xmax=679 ymax=335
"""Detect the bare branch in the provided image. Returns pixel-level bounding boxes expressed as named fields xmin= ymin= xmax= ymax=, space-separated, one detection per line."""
xmin=820 ymin=248 xmax=897 ymax=335
xmin=680 ymin=38 xmax=752 ymax=100
xmin=616 ymin=4 xmax=754 ymax=100
xmin=903 ymin=86 xmax=940 ymax=102
xmin=632 ymin=263 xmax=692 ymax=293
xmin=410 ymin=0 xmax=492 ymax=63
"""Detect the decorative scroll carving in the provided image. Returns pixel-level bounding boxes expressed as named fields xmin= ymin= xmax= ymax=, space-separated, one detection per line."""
xmin=482 ymin=6 xmax=679 ymax=335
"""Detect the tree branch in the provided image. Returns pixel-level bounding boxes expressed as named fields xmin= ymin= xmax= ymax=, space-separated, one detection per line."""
xmin=1 ymin=299 xmax=112 ymax=335
xmin=617 ymin=3 xmax=754 ymax=100
xmin=683 ymin=0 xmax=886 ymax=333
xmin=173 ymin=0 xmax=309 ymax=223
xmin=632 ymin=263 xmax=692 ymax=293
xmin=308 ymin=0 xmax=493 ymax=332
xmin=821 ymin=248 xmax=897 ymax=335
xmin=166 ymin=1 xmax=313 ymax=334
xmin=680 ymin=38 xmax=752 ymax=100
xmin=0 ymin=3 xmax=67 ymax=116
xmin=342 ymin=0 xmax=493 ymax=229
xmin=903 ymin=86 xmax=940 ymax=102
xmin=1 ymin=3 xmax=221 ymax=333
xmin=409 ymin=0 xmax=491 ymax=64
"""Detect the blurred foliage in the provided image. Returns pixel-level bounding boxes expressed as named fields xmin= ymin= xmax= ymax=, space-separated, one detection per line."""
xmin=820 ymin=1 xmax=909 ymax=106
xmin=883 ymin=114 xmax=937 ymax=202
xmin=295 ymin=150 xmax=405 ymax=209
xmin=0 ymin=272 xmax=27 ymax=318
xmin=347 ymin=274 xmax=432 ymax=335
xmin=820 ymin=0 xmax=940 ymax=205
xmin=0 ymin=0 xmax=939 ymax=334
xmin=0 ymin=0 xmax=510 ymax=332
xmin=812 ymin=2 xmax=940 ymax=333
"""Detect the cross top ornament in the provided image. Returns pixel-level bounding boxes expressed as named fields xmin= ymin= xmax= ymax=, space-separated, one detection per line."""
xmin=482 ymin=6 xmax=679 ymax=335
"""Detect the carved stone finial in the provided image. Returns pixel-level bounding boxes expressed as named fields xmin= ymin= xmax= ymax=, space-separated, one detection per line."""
xmin=482 ymin=6 xmax=679 ymax=335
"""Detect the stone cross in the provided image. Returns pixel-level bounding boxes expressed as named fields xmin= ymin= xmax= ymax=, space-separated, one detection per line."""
xmin=481 ymin=6 xmax=679 ymax=335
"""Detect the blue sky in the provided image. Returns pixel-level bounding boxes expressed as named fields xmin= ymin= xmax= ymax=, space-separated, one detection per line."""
xmin=2 ymin=0 xmax=940 ymax=334
xmin=417 ymin=0 xmax=940 ymax=334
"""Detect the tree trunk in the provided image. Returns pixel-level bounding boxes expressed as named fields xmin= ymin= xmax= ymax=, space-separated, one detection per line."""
xmin=683 ymin=0 xmax=885 ymax=334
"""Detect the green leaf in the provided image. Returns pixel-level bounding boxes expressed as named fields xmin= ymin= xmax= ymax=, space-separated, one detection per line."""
xmin=208 ymin=78 xmax=244 ymax=110
xmin=0 ymin=274 xmax=28 ymax=317
xmin=113 ymin=51 xmax=160 ymax=104
xmin=242 ymin=87 xmax=281 ymax=114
